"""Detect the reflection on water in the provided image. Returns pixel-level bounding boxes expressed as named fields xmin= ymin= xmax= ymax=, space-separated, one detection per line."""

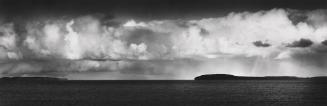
xmin=1 ymin=80 xmax=327 ymax=106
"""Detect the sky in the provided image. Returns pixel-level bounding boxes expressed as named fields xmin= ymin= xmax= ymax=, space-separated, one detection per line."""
xmin=0 ymin=0 xmax=327 ymax=80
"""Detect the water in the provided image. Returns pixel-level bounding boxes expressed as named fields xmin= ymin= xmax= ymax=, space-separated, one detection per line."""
xmin=1 ymin=80 xmax=327 ymax=106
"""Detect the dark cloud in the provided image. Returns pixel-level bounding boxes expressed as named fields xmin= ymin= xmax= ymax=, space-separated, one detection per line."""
xmin=321 ymin=40 xmax=327 ymax=46
xmin=290 ymin=52 xmax=327 ymax=71
xmin=286 ymin=38 xmax=313 ymax=48
xmin=200 ymin=28 xmax=210 ymax=36
xmin=253 ymin=41 xmax=271 ymax=47
xmin=287 ymin=10 xmax=308 ymax=25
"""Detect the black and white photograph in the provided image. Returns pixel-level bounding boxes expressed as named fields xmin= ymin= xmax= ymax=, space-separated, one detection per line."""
xmin=1 ymin=0 xmax=327 ymax=105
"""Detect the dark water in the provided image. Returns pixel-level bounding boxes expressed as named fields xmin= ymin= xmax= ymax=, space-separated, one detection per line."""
xmin=1 ymin=80 xmax=327 ymax=106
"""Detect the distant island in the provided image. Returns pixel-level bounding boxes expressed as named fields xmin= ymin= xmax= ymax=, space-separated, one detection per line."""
xmin=0 ymin=77 xmax=67 ymax=82
xmin=194 ymin=74 xmax=327 ymax=80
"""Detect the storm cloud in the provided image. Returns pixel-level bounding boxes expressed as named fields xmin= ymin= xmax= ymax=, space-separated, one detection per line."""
xmin=1 ymin=8 xmax=327 ymax=79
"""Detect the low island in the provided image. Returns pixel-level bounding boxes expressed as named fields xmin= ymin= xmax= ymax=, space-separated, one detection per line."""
xmin=0 ymin=77 xmax=67 ymax=82
xmin=194 ymin=74 xmax=327 ymax=80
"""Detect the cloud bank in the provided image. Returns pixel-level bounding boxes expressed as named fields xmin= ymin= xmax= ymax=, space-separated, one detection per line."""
xmin=1 ymin=9 xmax=327 ymax=79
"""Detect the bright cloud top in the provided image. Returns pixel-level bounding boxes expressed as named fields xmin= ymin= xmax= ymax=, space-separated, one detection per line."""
xmin=0 ymin=9 xmax=327 ymax=60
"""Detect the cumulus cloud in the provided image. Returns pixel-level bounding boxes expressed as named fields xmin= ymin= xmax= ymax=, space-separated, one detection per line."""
xmin=3 ymin=9 xmax=326 ymax=60
xmin=1 ymin=8 xmax=327 ymax=79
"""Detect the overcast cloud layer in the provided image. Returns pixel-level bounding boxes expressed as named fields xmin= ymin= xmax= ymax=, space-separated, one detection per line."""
xmin=1 ymin=9 xmax=327 ymax=79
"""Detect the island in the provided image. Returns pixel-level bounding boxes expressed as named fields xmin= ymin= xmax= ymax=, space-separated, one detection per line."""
xmin=0 ymin=77 xmax=67 ymax=82
xmin=194 ymin=74 xmax=327 ymax=80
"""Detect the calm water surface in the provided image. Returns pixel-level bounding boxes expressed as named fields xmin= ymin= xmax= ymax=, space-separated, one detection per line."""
xmin=1 ymin=80 xmax=327 ymax=106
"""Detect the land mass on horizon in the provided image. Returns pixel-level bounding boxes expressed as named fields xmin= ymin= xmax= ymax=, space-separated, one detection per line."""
xmin=194 ymin=74 xmax=327 ymax=80
xmin=1 ymin=74 xmax=327 ymax=81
